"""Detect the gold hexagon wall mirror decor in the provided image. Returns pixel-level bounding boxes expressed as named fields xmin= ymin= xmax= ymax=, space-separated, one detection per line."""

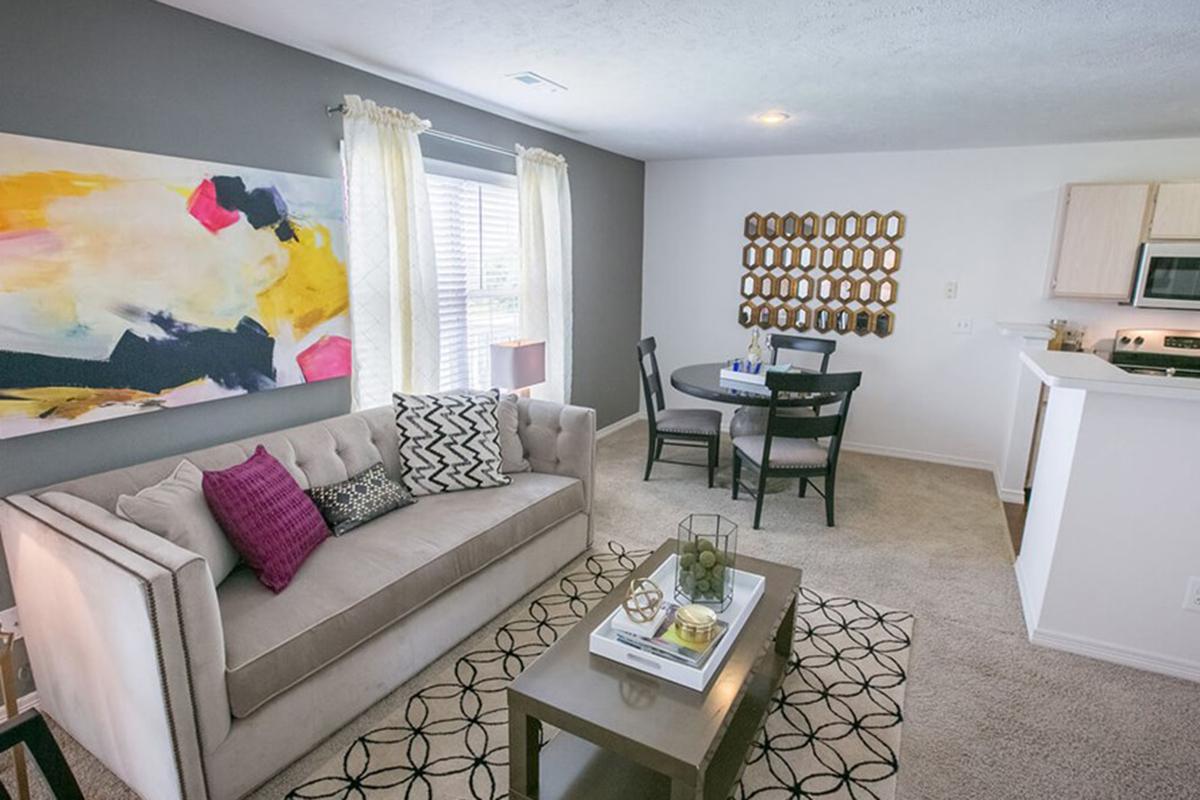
xmin=800 ymin=213 xmax=820 ymax=240
xmin=739 ymin=210 xmax=906 ymax=336
xmin=781 ymin=213 xmax=799 ymax=239
xmin=854 ymin=309 xmax=872 ymax=336
xmin=745 ymin=214 xmax=763 ymax=239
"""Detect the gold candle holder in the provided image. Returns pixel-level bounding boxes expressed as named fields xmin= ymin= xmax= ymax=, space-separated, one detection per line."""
xmin=674 ymin=603 xmax=717 ymax=645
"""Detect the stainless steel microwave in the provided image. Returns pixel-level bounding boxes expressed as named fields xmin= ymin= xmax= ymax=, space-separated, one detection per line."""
xmin=1131 ymin=242 xmax=1200 ymax=310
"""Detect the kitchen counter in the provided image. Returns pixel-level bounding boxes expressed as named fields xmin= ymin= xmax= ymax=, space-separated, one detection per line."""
xmin=1014 ymin=352 xmax=1200 ymax=682
xmin=1020 ymin=349 xmax=1200 ymax=401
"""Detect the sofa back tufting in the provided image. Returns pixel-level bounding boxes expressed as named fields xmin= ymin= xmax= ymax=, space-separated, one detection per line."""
xmin=41 ymin=407 xmax=400 ymax=512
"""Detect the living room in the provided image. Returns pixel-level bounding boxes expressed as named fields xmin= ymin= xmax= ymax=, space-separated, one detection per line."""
xmin=1 ymin=1 xmax=1198 ymax=798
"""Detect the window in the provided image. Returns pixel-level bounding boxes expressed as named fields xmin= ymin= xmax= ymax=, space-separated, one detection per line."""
xmin=426 ymin=165 xmax=520 ymax=391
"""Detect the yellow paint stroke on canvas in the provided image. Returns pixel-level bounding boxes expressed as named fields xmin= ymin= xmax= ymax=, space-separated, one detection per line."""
xmin=255 ymin=222 xmax=348 ymax=339
xmin=0 ymin=386 xmax=161 ymax=421
xmin=0 ymin=170 xmax=119 ymax=232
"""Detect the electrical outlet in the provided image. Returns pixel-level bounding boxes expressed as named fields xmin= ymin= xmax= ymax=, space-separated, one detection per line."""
xmin=952 ymin=318 xmax=974 ymax=335
xmin=0 ymin=607 xmax=19 ymax=639
xmin=1184 ymin=577 xmax=1200 ymax=613
xmin=944 ymin=280 xmax=959 ymax=300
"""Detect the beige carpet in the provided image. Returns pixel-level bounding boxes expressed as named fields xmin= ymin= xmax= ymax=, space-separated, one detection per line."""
xmin=8 ymin=422 xmax=1200 ymax=798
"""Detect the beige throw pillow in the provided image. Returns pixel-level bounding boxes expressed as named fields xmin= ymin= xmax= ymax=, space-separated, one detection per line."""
xmin=116 ymin=459 xmax=240 ymax=585
xmin=498 ymin=393 xmax=531 ymax=474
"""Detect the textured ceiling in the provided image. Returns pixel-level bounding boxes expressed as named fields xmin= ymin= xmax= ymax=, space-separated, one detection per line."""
xmin=158 ymin=0 xmax=1200 ymax=160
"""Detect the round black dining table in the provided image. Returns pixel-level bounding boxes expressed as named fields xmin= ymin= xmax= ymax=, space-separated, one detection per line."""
xmin=669 ymin=362 xmax=838 ymax=408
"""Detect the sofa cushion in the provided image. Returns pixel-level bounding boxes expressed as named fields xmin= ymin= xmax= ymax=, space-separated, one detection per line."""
xmin=116 ymin=459 xmax=241 ymax=585
xmin=392 ymin=389 xmax=510 ymax=496
xmin=218 ymin=471 xmax=586 ymax=718
xmin=306 ymin=462 xmax=414 ymax=536
xmin=202 ymin=446 xmax=331 ymax=593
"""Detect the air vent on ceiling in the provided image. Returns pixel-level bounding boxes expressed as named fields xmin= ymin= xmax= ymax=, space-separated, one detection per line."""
xmin=507 ymin=71 xmax=568 ymax=93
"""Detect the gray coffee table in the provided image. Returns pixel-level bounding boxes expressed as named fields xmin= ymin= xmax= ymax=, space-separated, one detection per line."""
xmin=508 ymin=541 xmax=802 ymax=800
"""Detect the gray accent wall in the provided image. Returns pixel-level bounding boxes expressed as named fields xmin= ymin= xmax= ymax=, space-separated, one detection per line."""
xmin=0 ymin=0 xmax=644 ymax=685
xmin=0 ymin=0 xmax=644 ymax=500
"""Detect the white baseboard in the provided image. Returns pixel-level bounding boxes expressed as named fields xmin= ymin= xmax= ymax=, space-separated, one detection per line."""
xmin=992 ymin=467 xmax=1027 ymax=505
xmin=0 ymin=691 xmax=38 ymax=722
xmin=996 ymin=487 xmax=1026 ymax=504
xmin=1028 ymin=628 xmax=1200 ymax=683
xmin=840 ymin=440 xmax=994 ymax=473
xmin=614 ymin=420 xmax=1014 ymax=500
xmin=597 ymin=412 xmax=643 ymax=440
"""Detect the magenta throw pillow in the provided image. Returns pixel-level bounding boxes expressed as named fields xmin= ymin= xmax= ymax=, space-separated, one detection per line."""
xmin=201 ymin=446 xmax=329 ymax=592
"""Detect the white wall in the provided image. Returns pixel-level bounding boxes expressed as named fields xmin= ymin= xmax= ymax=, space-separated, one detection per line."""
xmin=642 ymin=137 xmax=1200 ymax=476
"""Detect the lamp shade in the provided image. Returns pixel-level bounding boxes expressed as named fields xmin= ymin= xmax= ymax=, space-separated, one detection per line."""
xmin=490 ymin=340 xmax=546 ymax=390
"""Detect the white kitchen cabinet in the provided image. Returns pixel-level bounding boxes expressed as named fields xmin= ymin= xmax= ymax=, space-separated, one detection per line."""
xmin=1051 ymin=183 xmax=1152 ymax=299
xmin=1150 ymin=182 xmax=1200 ymax=239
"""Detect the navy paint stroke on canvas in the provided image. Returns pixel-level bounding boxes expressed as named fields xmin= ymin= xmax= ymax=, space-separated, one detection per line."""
xmin=211 ymin=175 xmax=298 ymax=242
xmin=0 ymin=311 xmax=277 ymax=397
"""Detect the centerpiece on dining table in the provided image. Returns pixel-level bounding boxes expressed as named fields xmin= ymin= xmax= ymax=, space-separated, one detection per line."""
xmin=719 ymin=329 xmax=795 ymax=390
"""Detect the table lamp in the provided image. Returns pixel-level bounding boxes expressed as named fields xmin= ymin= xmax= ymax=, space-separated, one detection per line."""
xmin=490 ymin=340 xmax=546 ymax=396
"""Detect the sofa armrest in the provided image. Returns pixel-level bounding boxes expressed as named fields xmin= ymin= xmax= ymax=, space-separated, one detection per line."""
xmin=0 ymin=494 xmax=223 ymax=800
xmin=517 ymin=399 xmax=596 ymax=541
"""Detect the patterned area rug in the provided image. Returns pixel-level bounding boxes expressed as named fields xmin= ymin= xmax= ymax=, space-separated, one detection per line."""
xmin=285 ymin=543 xmax=914 ymax=800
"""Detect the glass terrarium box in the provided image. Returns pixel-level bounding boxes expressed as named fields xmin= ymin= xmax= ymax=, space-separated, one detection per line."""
xmin=675 ymin=513 xmax=737 ymax=611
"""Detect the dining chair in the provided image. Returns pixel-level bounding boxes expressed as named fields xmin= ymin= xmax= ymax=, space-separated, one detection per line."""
xmin=637 ymin=337 xmax=722 ymax=487
xmin=730 ymin=334 xmax=837 ymax=439
xmin=731 ymin=370 xmax=862 ymax=529
xmin=768 ymin=334 xmax=836 ymax=370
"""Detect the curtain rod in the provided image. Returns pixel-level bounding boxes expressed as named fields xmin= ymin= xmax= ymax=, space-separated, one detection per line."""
xmin=326 ymin=103 xmax=517 ymax=159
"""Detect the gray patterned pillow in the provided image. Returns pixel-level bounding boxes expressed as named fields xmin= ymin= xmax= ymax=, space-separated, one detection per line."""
xmin=392 ymin=389 xmax=512 ymax=496
xmin=306 ymin=463 xmax=414 ymax=535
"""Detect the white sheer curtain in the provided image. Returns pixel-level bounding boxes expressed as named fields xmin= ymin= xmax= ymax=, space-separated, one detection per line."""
xmin=516 ymin=145 xmax=573 ymax=403
xmin=341 ymin=94 xmax=440 ymax=408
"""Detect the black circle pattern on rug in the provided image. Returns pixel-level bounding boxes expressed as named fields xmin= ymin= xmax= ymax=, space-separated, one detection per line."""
xmin=285 ymin=542 xmax=913 ymax=800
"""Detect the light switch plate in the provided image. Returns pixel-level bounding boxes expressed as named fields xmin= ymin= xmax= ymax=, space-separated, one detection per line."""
xmin=1184 ymin=577 xmax=1200 ymax=613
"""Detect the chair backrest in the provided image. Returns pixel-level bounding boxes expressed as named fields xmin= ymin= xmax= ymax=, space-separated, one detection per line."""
xmin=636 ymin=337 xmax=666 ymax=424
xmin=762 ymin=370 xmax=863 ymax=469
xmin=768 ymin=334 xmax=836 ymax=373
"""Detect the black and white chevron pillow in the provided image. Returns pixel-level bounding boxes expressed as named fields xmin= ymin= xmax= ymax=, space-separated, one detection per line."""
xmin=392 ymin=389 xmax=512 ymax=496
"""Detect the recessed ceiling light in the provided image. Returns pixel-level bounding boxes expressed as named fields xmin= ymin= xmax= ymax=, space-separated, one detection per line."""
xmin=754 ymin=110 xmax=791 ymax=126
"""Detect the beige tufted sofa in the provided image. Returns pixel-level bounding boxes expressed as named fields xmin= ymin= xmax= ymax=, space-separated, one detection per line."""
xmin=0 ymin=398 xmax=595 ymax=800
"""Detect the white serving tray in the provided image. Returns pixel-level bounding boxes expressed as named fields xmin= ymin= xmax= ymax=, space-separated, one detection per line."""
xmin=589 ymin=554 xmax=765 ymax=691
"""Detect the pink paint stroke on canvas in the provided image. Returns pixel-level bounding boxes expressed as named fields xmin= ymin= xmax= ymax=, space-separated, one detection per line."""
xmin=0 ymin=229 xmax=62 ymax=259
xmin=186 ymin=178 xmax=240 ymax=232
xmin=296 ymin=335 xmax=351 ymax=382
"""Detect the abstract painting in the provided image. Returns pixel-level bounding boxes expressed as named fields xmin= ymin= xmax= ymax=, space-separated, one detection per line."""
xmin=0 ymin=132 xmax=350 ymax=439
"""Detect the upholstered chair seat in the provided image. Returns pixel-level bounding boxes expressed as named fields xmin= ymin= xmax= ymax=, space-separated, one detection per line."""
xmin=656 ymin=408 xmax=722 ymax=437
xmin=732 ymin=435 xmax=828 ymax=467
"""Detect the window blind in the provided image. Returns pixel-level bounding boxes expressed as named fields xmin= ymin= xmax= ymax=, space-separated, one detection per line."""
xmin=427 ymin=172 xmax=520 ymax=392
